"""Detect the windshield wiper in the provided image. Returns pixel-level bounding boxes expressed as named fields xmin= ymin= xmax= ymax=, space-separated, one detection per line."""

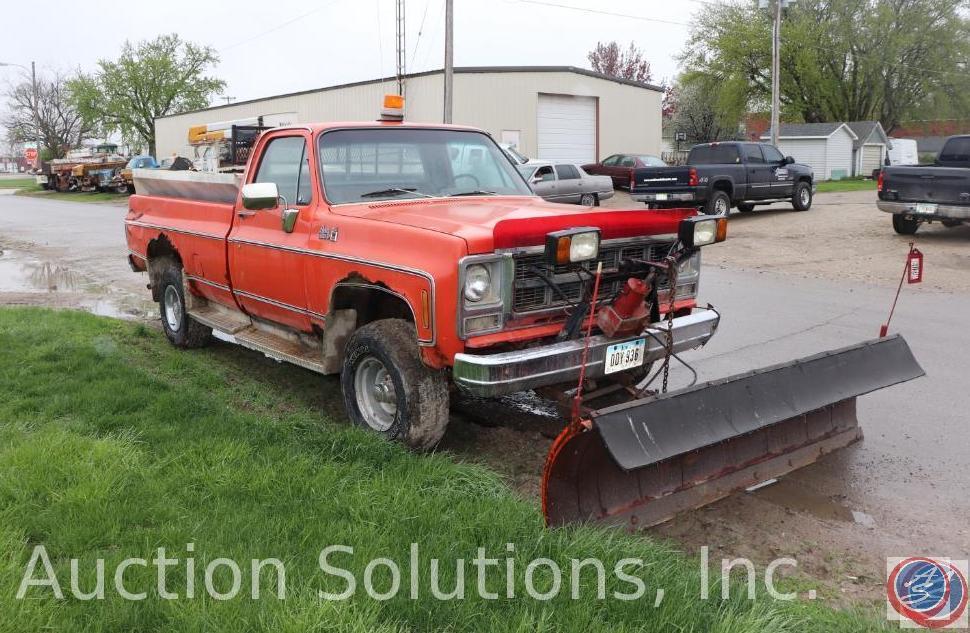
xmin=450 ymin=190 xmax=496 ymax=197
xmin=360 ymin=187 xmax=433 ymax=199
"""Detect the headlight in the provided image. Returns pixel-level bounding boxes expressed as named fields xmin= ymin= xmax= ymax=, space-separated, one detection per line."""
xmin=544 ymin=227 xmax=601 ymax=265
xmin=678 ymin=216 xmax=727 ymax=250
xmin=464 ymin=264 xmax=491 ymax=302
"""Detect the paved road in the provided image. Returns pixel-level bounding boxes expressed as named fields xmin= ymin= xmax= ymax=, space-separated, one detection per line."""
xmin=1 ymin=192 xmax=967 ymax=601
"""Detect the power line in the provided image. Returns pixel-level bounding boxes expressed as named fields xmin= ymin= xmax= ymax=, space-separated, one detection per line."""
xmin=410 ymin=0 xmax=432 ymax=69
xmin=220 ymin=1 xmax=340 ymax=52
xmin=516 ymin=0 xmax=691 ymax=27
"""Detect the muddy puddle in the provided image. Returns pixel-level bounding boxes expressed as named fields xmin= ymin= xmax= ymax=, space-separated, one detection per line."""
xmin=0 ymin=246 xmax=152 ymax=320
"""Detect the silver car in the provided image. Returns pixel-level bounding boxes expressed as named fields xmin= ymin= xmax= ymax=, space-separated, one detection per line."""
xmin=517 ymin=161 xmax=615 ymax=206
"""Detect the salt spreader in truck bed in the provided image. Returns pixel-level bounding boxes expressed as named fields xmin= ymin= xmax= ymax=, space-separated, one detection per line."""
xmin=125 ymin=96 xmax=923 ymax=528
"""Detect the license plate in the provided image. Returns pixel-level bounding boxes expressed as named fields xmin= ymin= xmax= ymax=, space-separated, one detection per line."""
xmin=915 ymin=203 xmax=938 ymax=215
xmin=654 ymin=193 xmax=668 ymax=201
xmin=604 ymin=338 xmax=646 ymax=375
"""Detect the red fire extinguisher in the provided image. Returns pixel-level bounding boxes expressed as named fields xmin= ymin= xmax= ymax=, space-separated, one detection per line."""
xmin=880 ymin=243 xmax=923 ymax=337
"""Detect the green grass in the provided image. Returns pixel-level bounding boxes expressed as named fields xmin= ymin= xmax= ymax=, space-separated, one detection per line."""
xmin=14 ymin=184 xmax=128 ymax=202
xmin=0 ymin=308 xmax=887 ymax=632
xmin=815 ymin=178 xmax=877 ymax=193
xmin=0 ymin=178 xmax=34 ymax=189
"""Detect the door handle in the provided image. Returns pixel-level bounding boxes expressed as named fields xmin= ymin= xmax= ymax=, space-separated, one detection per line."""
xmin=237 ymin=210 xmax=256 ymax=218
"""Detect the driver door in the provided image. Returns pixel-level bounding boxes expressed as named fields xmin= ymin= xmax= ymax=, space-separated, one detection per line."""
xmin=530 ymin=165 xmax=558 ymax=199
xmin=228 ymin=132 xmax=315 ymax=331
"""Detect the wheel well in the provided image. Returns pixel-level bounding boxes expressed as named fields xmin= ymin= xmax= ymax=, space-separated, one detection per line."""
xmin=330 ymin=281 xmax=416 ymax=330
xmin=797 ymin=176 xmax=812 ymax=184
xmin=711 ymin=180 xmax=733 ymax=198
xmin=146 ymin=235 xmax=181 ymax=302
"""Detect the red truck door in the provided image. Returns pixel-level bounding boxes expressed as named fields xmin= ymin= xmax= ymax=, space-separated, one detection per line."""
xmin=228 ymin=131 xmax=315 ymax=331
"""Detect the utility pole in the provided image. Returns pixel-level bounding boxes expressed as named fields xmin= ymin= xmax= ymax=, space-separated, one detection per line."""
xmin=443 ymin=0 xmax=453 ymax=123
xmin=770 ymin=0 xmax=781 ymax=146
xmin=221 ymin=96 xmax=235 ymax=105
xmin=395 ymin=0 xmax=406 ymax=97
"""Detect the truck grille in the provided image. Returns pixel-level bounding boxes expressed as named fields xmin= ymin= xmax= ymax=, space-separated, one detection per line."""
xmin=511 ymin=240 xmax=676 ymax=314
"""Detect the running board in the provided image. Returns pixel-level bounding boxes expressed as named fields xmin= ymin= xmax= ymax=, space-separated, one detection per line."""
xmin=188 ymin=305 xmax=252 ymax=334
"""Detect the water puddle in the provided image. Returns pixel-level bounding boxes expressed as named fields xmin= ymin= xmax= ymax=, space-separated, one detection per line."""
xmin=749 ymin=477 xmax=876 ymax=527
xmin=0 ymin=247 xmax=148 ymax=320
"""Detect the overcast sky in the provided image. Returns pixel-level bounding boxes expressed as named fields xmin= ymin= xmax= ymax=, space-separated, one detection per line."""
xmin=2 ymin=0 xmax=702 ymax=119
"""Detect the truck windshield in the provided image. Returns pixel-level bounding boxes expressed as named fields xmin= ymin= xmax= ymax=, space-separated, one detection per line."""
xmin=688 ymin=145 xmax=741 ymax=165
xmin=318 ymin=128 xmax=533 ymax=203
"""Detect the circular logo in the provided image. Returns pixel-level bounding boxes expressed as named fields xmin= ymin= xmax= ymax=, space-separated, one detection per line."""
xmin=887 ymin=558 xmax=968 ymax=629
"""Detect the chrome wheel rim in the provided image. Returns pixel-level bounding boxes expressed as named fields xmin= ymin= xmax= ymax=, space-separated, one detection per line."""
xmin=714 ymin=197 xmax=728 ymax=215
xmin=580 ymin=194 xmax=594 ymax=206
xmin=800 ymin=187 xmax=810 ymax=205
xmin=163 ymin=285 xmax=182 ymax=332
xmin=354 ymin=357 xmax=397 ymax=432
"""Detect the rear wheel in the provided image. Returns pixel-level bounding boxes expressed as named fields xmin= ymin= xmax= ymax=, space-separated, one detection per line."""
xmin=579 ymin=193 xmax=596 ymax=206
xmin=737 ymin=202 xmax=756 ymax=213
xmin=705 ymin=190 xmax=731 ymax=216
xmin=341 ymin=319 xmax=449 ymax=451
xmin=893 ymin=214 xmax=920 ymax=235
xmin=792 ymin=181 xmax=813 ymax=211
xmin=157 ymin=263 xmax=212 ymax=348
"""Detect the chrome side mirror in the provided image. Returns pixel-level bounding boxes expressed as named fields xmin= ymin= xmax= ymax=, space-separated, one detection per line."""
xmin=281 ymin=208 xmax=299 ymax=233
xmin=241 ymin=182 xmax=280 ymax=210
xmin=530 ymin=175 xmax=542 ymax=185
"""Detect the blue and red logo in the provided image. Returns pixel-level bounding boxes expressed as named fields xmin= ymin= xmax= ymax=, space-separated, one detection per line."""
xmin=887 ymin=557 xmax=968 ymax=629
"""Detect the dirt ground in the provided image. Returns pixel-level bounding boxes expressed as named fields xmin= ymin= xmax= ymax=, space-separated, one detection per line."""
xmin=602 ymin=189 xmax=970 ymax=293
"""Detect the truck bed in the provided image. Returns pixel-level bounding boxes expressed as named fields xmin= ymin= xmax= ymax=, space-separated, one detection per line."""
xmin=133 ymin=169 xmax=241 ymax=204
xmin=880 ymin=165 xmax=970 ymax=206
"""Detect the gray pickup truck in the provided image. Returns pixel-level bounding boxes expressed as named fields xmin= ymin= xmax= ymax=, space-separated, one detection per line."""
xmin=878 ymin=135 xmax=970 ymax=234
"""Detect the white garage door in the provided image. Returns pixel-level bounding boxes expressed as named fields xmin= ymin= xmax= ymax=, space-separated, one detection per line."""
xmin=861 ymin=144 xmax=884 ymax=174
xmin=537 ymin=94 xmax=596 ymax=164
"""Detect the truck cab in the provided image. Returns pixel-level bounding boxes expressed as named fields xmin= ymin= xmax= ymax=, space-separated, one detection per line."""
xmin=125 ymin=101 xmax=724 ymax=450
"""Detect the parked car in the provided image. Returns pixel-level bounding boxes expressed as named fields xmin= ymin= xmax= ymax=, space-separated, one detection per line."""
xmin=110 ymin=155 xmax=161 ymax=194
xmin=499 ymin=143 xmax=529 ymax=165
xmin=517 ymin=161 xmax=614 ymax=206
xmin=878 ymin=134 xmax=970 ymax=234
xmin=582 ymin=154 xmax=667 ymax=189
xmin=628 ymin=142 xmax=815 ymax=215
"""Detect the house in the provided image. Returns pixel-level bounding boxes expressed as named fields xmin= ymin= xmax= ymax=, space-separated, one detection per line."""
xmin=156 ymin=66 xmax=665 ymax=165
xmin=761 ymin=122 xmax=857 ymax=180
xmin=847 ymin=121 xmax=891 ymax=176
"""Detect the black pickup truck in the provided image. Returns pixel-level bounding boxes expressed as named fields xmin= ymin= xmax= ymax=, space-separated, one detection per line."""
xmin=878 ymin=135 xmax=970 ymax=235
xmin=630 ymin=142 xmax=815 ymax=215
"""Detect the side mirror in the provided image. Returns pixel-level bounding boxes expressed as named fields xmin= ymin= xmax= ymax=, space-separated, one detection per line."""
xmin=530 ymin=175 xmax=542 ymax=185
xmin=281 ymin=208 xmax=299 ymax=233
xmin=241 ymin=182 xmax=280 ymax=210
xmin=784 ymin=156 xmax=795 ymax=165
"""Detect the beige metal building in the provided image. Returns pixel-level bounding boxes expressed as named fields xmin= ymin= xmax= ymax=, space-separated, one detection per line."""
xmin=154 ymin=66 xmax=664 ymax=165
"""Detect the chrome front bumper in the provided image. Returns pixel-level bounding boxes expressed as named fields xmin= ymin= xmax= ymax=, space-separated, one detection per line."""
xmin=877 ymin=200 xmax=970 ymax=221
xmin=452 ymin=309 xmax=720 ymax=397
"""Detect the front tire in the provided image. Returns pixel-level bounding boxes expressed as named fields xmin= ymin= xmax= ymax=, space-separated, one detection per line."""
xmin=157 ymin=264 xmax=212 ymax=348
xmin=893 ymin=214 xmax=920 ymax=235
xmin=792 ymin=181 xmax=813 ymax=211
xmin=705 ymin=190 xmax=731 ymax=216
xmin=737 ymin=202 xmax=756 ymax=213
xmin=341 ymin=319 xmax=449 ymax=451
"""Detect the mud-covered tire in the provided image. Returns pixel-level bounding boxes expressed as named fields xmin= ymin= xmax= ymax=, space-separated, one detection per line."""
xmin=157 ymin=263 xmax=212 ymax=349
xmin=341 ymin=319 xmax=449 ymax=451
xmin=893 ymin=214 xmax=920 ymax=235
xmin=705 ymin=190 xmax=731 ymax=216
xmin=737 ymin=202 xmax=755 ymax=213
xmin=792 ymin=181 xmax=813 ymax=211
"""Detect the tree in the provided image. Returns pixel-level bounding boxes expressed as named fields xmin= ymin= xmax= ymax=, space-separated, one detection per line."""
xmin=588 ymin=41 xmax=653 ymax=83
xmin=668 ymin=78 xmax=742 ymax=144
xmin=2 ymin=70 xmax=95 ymax=159
xmin=69 ymin=34 xmax=225 ymax=156
xmin=680 ymin=0 xmax=970 ymax=132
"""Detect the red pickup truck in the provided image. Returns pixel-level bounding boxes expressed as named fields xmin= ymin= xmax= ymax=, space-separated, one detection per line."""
xmin=125 ymin=116 xmax=722 ymax=450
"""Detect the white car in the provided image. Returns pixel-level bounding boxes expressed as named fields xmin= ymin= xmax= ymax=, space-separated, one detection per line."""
xmin=517 ymin=161 xmax=614 ymax=206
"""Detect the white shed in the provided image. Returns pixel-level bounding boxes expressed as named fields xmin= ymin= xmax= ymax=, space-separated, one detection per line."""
xmin=761 ymin=123 xmax=858 ymax=180
xmin=847 ymin=121 xmax=892 ymax=176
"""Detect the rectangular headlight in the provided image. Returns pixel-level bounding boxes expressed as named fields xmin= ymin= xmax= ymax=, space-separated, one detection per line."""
xmin=544 ymin=227 xmax=601 ymax=265
xmin=678 ymin=216 xmax=727 ymax=250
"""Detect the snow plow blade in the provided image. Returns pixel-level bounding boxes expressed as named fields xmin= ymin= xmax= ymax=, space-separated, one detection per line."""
xmin=542 ymin=334 xmax=924 ymax=528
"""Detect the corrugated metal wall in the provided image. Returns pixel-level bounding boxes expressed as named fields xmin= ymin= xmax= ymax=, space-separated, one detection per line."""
xmin=154 ymin=70 xmax=662 ymax=163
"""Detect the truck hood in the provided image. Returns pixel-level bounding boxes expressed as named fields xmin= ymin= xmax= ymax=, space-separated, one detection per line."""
xmin=332 ymin=195 xmax=695 ymax=252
